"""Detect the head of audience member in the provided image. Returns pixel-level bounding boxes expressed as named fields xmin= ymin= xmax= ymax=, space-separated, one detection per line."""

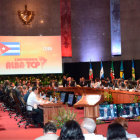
xmin=58 ymin=120 xmax=85 ymax=140
xmin=17 ymin=86 xmax=23 ymax=94
xmin=107 ymin=123 xmax=128 ymax=140
xmin=63 ymin=75 xmax=67 ymax=80
xmin=22 ymin=85 xmax=27 ymax=95
xmin=113 ymin=117 xmax=128 ymax=131
xmin=32 ymin=86 xmax=38 ymax=95
xmin=43 ymin=122 xmax=57 ymax=135
xmin=22 ymin=80 xmax=26 ymax=85
xmin=81 ymin=118 xmax=96 ymax=134
xmin=28 ymin=86 xmax=32 ymax=93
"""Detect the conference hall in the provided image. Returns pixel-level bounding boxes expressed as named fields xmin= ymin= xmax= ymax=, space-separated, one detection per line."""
xmin=0 ymin=0 xmax=140 ymax=140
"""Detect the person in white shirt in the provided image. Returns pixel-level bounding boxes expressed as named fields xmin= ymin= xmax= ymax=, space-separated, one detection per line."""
xmin=27 ymin=86 xmax=43 ymax=125
xmin=81 ymin=118 xmax=105 ymax=140
xmin=35 ymin=122 xmax=59 ymax=140
xmin=113 ymin=117 xmax=137 ymax=139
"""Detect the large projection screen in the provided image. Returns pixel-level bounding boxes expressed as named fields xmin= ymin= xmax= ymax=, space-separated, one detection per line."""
xmin=0 ymin=36 xmax=62 ymax=75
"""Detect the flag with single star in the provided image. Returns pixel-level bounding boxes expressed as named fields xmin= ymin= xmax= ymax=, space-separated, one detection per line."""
xmin=0 ymin=42 xmax=20 ymax=56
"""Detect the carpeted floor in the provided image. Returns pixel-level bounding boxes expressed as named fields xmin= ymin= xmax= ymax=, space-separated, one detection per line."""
xmin=0 ymin=104 xmax=140 ymax=140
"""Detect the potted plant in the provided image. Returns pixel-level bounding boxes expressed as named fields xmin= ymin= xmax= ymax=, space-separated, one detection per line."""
xmin=53 ymin=106 xmax=77 ymax=129
xmin=103 ymin=91 xmax=113 ymax=104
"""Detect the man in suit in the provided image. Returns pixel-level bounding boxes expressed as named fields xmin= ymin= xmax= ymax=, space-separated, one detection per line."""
xmin=62 ymin=75 xmax=67 ymax=87
xmin=50 ymin=79 xmax=58 ymax=88
xmin=133 ymin=103 xmax=140 ymax=116
xmin=35 ymin=122 xmax=59 ymax=140
xmin=109 ymin=104 xmax=117 ymax=118
xmin=66 ymin=77 xmax=76 ymax=87
xmin=79 ymin=77 xmax=88 ymax=87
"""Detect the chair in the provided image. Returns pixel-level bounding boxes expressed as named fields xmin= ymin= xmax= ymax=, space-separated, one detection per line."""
xmin=11 ymin=89 xmax=42 ymax=128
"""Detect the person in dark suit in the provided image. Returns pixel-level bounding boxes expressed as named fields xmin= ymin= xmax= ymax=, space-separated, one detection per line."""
xmin=108 ymin=104 xmax=117 ymax=118
xmin=66 ymin=77 xmax=76 ymax=87
xmin=133 ymin=103 xmax=140 ymax=116
xmin=50 ymin=80 xmax=58 ymax=88
xmin=79 ymin=77 xmax=88 ymax=87
xmin=62 ymin=75 xmax=67 ymax=87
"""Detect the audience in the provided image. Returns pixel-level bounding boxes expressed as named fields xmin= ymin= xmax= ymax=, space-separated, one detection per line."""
xmin=113 ymin=117 xmax=137 ymax=139
xmin=58 ymin=120 xmax=85 ymax=140
xmin=81 ymin=118 xmax=105 ymax=140
xmin=107 ymin=123 xmax=128 ymax=140
xmin=35 ymin=122 xmax=58 ymax=140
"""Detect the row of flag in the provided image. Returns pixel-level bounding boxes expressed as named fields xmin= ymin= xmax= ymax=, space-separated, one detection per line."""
xmin=89 ymin=60 xmax=135 ymax=81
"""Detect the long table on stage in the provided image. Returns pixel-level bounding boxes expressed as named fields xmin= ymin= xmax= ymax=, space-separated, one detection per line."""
xmin=56 ymin=87 xmax=140 ymax=104
xmin=39 ymin=102 xmax=63 ymax=124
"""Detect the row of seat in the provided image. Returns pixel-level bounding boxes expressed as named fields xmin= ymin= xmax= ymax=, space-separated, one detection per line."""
xmin=0 ymin=87 xmax=40 ymax=129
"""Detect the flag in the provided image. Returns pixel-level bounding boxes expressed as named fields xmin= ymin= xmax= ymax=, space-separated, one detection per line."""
xmin=0 ymin=42 xmax=20 ymax=56
xmin=110 ymin=61 xmax=115 ymax=80
xmin=132 ymin=60 xmax=135 ymax=81
xmin=120 ymin=60 xmax=124 ymax=79
xmin=89 ymin=63 xmax=93 ymax=80
xmin=100 ymin=61 xmax=104 ymax=79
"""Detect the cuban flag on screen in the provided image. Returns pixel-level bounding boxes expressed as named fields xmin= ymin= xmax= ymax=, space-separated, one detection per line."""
xmin=100 ymin=61 xmax=104 ymax=79
xmin=0 ymin=42 xmax=20 ymax=56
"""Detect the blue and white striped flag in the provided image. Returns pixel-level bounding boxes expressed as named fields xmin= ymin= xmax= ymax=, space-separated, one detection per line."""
xmin=100 ymin=61 xmax=104 ymax=79
xmin=0 ymin=42 xmax=20 ymax=56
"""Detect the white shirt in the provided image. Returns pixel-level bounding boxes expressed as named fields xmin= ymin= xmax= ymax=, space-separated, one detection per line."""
xmin=27 ymin=91 xmax=42 ymax=111
xmin=35 ymin=133 xmax=59 ymax=140
xmin=84 ymin=133 xmax=106 ymax=140
xmin=126 ymin=131 xmax=137 ymax=139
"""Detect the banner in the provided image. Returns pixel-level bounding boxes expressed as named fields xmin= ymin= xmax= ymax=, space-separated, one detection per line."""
xmin=60 ymin=0 xmax=72 ymax=57
xmin=0 ymin=36 xmax=62 ymax=75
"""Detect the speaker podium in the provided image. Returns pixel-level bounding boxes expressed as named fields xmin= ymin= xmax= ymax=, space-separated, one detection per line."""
xmin=74 ymin=87 xmax=103 ymax=120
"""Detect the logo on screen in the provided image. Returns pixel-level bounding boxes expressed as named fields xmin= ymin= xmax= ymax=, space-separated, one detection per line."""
xmin=0 ymin=42 xmax=20 ymax=56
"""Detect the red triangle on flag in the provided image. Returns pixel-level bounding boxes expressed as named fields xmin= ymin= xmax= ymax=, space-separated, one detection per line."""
xmin=0 ymin=42 xmax=11 ymax=55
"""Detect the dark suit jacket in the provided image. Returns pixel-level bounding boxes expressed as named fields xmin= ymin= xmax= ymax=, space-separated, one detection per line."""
xmin=79 ymin=81 xmax=88 ymax=87
xmin=66 ymin=81 xmax=76 ymax=87
xmin=62 ymin=79 xmax=67 ymax=87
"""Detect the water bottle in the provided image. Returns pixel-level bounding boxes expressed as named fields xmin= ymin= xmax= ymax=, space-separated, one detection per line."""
xmin=55 ymin=96 xmax=57 ymax=103
xmin=50 ymin=95 xmax=52 ymax=102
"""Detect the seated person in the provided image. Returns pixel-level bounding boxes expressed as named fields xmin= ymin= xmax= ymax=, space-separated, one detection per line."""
xmin=58 ymin=120 xmax=84 ymax=140
xmin=113 ymin=117 xmax=137 ymax=139
xmin=66 ymin=77 xmax=76 ymax=87
xmin=81 ymin=118 xmax=105 ymax=140
xmin=79 ymin=77 xmax=88 ymax=87
xmin=35 ymin=122 xmax=59 ymax=140
xmin=93 ymin=78 xmax=101 ymax=88
xmin=62 ymin=75 xmax=67 ymax=87
xmin=50 ymin=79 xmax=58 ymax=88
xmin=27 ymin=86 xmax=46 ymax=125
xmin=107 ymin=123 xmax=128 ymax=140
xmin=24 ymin=86 xmax=32 ymax=103
xmin=134 ymin=103 xmax=140 ymax=116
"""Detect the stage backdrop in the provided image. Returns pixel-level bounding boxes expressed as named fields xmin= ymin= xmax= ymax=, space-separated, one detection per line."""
xmin=0 ymin=36 xmax=62 ymax=75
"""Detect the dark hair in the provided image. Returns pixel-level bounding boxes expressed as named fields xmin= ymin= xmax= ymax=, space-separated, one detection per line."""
xmin=44 ymin=122 xmax=57 ymax=134
xmin=58 ymin=120 xmax=85 ymax=140
xmin=107 ymin=123 xmax=128 ymax=140
xmin=32 ymin=86 xmax=37 ymax=91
